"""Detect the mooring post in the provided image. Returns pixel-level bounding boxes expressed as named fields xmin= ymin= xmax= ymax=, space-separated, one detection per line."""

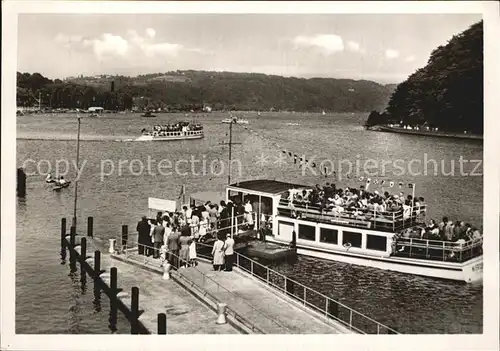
xmin=158 ymin=313 xmax=167 ymax=334
xmin=70 ymin=226 xmax=76 ymax=263
xmin=94 ymin=250 xmax=101 ymax=279
xmin=70 ymin=226 xmax=76 ymax=247
xmin=87 ymin=216 xmax=93 ymax=237
xmin=110 ymin=267 xmax=118 ymax=328
xmin=17 ymin=168 xmax=26 ymax=197
xmin=121 ymin=225 xmax=128 ymax=253
xmin=131 ymin=287 xmax=139 ymax=334
xmin=61 ymin=218 xmax=67 ymax=248
xmin=80 ymin=237 xmax=87 ymax=264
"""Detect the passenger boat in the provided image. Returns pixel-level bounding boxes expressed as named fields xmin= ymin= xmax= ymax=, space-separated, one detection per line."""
xmin=222 ymin=117 xmax=249 ymax=125
xmin=223 ymin=180 xmax=483 ymax=283
xmin=136 ymin=122 xmax=204 ymax=141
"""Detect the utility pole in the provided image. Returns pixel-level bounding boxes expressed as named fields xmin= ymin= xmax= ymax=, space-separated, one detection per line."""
xmin=38 ymin=92 xmax=41 ymax=111
xmin=220 ymin=116 xmax=242 ymax=185
xmin=73 ymin=117 xmax=81 ymax=228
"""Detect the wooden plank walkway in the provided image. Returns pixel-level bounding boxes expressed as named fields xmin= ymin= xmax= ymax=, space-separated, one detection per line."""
xmin=116 ymin=248 xmax=351 ymax=334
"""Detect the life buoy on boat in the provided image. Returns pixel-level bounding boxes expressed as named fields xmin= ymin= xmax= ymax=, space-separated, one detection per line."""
xmin=343 ymin=242 xmax=352 ymax=250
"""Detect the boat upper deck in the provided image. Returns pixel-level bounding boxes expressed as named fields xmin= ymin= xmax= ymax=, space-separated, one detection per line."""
xmin=228 ymin=180 xmax=426 ymax=233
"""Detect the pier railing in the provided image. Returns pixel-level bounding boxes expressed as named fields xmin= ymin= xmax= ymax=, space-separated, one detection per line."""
xmin=195 ymin=241 xmax=399 ymax=334
xmin=121 ymin=239 xmax=292 ymax=334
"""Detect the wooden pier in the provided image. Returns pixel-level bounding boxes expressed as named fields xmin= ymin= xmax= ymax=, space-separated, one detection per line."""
xmin=61 ymin=216 xmax=397 ymax=335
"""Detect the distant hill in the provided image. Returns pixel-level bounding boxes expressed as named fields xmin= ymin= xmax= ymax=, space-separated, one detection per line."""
xmin=366 ymin=21 xmax=483 ymax=134
xmin=17 ymin=70 xmax=396 ymax=112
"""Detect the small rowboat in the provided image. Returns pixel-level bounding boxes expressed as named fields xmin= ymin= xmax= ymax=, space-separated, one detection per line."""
xmin=53 ymin=181 xmax=71 ymax=191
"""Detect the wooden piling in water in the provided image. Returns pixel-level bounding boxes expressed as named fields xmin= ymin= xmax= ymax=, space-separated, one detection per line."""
xmin=80 ymin=237 xmax=87 ymax=277
xmin=121 ymin=225 xmax=128 ymax=252
xmin=94 ymin=250 xmax=101 ymax=278
xmin=110 ymin=267 xmax=118 ymax=328
xmin=61 ymin=218 xmax=67 ymax=248
xmin=131 ymin=287 xmax=139 ymax=334
xmin=70 ymin=226 xmax=76 ymax=262
xmin=17 ymin=168 xmax=26 ymax=197
xmin=87 ymin=216 xmax=93 ymax=237
xmin=158 ymin=313 xmax=167 ymax=334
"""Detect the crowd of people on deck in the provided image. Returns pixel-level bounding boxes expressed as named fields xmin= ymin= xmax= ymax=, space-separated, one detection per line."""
xmin=135 ymin=199 xmax=257 ymax=271
xmin=285 ymin=182 xmax=426 ymax=220
xmin=400 ymin=216 xmax=482 ymax=243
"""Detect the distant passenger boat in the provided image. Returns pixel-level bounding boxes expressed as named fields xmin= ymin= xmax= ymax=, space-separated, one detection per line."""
xmin=222 ymin=117 xmax=249 ymax=125
xmin=141 ymin=111 xmax=157 ymax=118
xmin=136 ymin=122 xmax=204 ymax=141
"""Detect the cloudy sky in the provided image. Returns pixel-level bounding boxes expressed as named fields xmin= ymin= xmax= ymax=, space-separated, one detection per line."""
xmin=17 ymin=13 xmax=481 ymax=84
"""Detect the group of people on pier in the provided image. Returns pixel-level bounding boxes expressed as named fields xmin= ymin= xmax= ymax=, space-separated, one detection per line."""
xmin=286 ymin=182 xmax=425 ymax=219
xmin=135 ymin=199 xmax=255 ymax=271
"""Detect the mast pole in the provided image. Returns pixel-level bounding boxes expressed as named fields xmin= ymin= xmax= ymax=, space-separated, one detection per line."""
xmin=228 ymin=119 xmax=233 ymax=185
xmin=73 ymin=117 xmax=81 ymax=228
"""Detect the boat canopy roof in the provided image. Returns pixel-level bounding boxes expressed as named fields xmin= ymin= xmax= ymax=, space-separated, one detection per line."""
xmin=228 ymin=180 xmax=308 ymax=196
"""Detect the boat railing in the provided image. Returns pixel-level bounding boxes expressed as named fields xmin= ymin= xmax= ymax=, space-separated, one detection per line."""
xmin=393 ymin=236 xmax=483 ymax=262
xmin=194 ymin=241 xmax=399 ymax=334
xmin=277 ymin=198 xmax=426 ymax=232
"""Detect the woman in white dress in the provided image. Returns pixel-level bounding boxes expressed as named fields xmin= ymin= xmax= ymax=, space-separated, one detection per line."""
xmin=189 ymin=236 xmax=198 ymax=267
xmin=211 ymin=235 xmax=225 ymax=271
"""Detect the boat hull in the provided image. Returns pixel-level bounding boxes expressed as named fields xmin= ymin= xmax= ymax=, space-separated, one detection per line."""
xmin=266 ymin=236 xmax=483 ymax=283
xmin=135 ymin=134 xmax=203 ymax=141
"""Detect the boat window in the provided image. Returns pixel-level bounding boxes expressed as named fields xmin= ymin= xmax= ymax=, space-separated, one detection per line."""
xmin=320 ymin=228 xmax=338 ymax=245
xmin=366 ymin=234 xmax=387 ymax=251
xmin=298 ymin=224 xmax=316 ymax=241
xmin=342 ymin=231 xmax=362 ymax=248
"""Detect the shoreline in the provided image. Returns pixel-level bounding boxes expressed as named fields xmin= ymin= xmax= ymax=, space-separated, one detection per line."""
xmin=368 ymin=125 xmax=483 ymax=141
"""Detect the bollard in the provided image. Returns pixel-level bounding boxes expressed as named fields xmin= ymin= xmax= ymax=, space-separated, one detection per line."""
xmin=162 ymin=261 xmax=171 ymax=280
xmin=109 ymin=239 xmax=116 ymax=254
xmin=158 ymin=313 xmax=167 ymax=334
xmin=131 ymin=287 xmax=139 ymax=334
xmin=121 ymin=225 xmax=128 ymax=252
xmin=94 ymin=250 xmax=101 ymax=279
xmin=216 ymin=303 xmax=227 ymax=324
xmin=87 ymin=217 xmax=93 ymax=237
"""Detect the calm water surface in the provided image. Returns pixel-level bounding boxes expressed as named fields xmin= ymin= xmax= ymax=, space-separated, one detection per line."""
xmin=16 ymin=112 xmax=483 ymax=334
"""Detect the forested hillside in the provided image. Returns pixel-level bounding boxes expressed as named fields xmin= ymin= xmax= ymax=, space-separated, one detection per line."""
xmin=17 ymin=70 xmax=395 ymax=113
xmin=366 ymin=21 xmax=483 ymax=134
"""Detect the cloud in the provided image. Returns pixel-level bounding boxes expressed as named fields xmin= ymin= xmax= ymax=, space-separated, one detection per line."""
xmin=83 ymin=33 xmax=129 ymax=59
xmin=145 ymin=28 xmax=156 ymax=39
xmin=54 ymin=30 xmax=202 ymax=61
xmin=385 ymin=49 xmax=400 ymax=59
xmin=127 ymin=29 xmax=183 ymax=57
xmin=404 ymin=55 xmax=416 ymax=62
xmin=293 ymin=34 xmax=344 ymax=55
xmin=347 ymin=41 xmax=360 ymax=52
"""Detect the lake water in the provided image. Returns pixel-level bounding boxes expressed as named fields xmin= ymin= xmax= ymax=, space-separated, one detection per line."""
xmin=16 ymin=112 xmax=483 ymax=334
